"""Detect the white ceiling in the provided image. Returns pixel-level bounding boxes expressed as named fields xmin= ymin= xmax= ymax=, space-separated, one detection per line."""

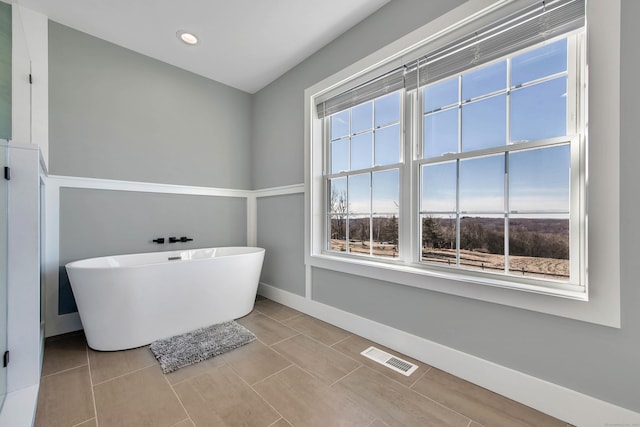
xmin=15 ymin=0 xmax=390 ymax=93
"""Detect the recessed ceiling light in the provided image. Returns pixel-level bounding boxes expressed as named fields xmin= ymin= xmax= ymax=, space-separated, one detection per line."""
xmin=177 ymin=30 xmax=198 ymax=45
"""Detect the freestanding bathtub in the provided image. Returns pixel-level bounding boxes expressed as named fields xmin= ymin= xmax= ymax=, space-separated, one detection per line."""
xmin=66 ymin=247 xmax=265 ymax=351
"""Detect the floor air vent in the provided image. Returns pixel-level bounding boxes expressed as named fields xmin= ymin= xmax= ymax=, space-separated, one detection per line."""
xmin=360 ymin=346 xmax=418 ymax=376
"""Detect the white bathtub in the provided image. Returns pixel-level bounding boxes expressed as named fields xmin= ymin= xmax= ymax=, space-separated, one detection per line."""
xmin=66 ymin=247 xmax=265 ymax=351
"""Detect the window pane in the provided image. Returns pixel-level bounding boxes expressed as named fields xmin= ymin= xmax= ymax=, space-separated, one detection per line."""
xmin=352 ymin=101 xmax=373 ymax=134
xmin=421 ymin=162 xmax=456 ymax=212
xmin=424 ymin=77 xmax=458 ymax=112
xmin=461 ymin=94 xmax=506 ymax=152
xmin=347 ymin=215 xmax=371 ymax=255
xmin=508 ymin=214 xmax=569 ymax=280
xmin=330 ymin=139 xmax=349 ymax=174
xmin=322 ymin=34 xmax=581 ymax=283
xmin=423 ymin=108 xmax=458 ymax=158
xmin=351 ymin=133 xmax=372 ymax=171
xmin=509 ymin=145 xmax=570 ymax=212
xmin=512 ymin=39 xmax=567 ymax=86
xmin=421 ymin=214 xmax=457 ymax=265
xmin=460 ymin=216 xmax=505 ymax=273
xmin=328 ymin=177 xmax=347 ymax=214
xmin=348 ymin=173 xmax=370 ymax=214
xmin=510 ymin=77 xmax=567 ymax=143
xmin=375 ymin=124 xmax=401 ymax=166
xmin=331 ymin=110 xmax=349 ymax=140
xmin=329 ymin=215 xmax=347 ymax=252
xmin=372 ymin=215 xmax=399 ymax=257
xmin=462 ymin=61 xmax=506 ymax=100
xmin=372 ymin=169 xmax=399 ymax=214
xmin=459 ymin=155 xmax=504 ymax=212
xmin=375 ymin=92 xmax=400 ymax=127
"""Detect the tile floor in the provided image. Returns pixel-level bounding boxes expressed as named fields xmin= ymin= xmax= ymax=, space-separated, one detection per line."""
xmin=35 ymin=298 xmax=571 ymax=427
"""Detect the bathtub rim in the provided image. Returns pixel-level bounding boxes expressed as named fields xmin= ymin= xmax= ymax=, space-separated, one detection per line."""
xmin=65 ymin=246 xmax=265 ymax=270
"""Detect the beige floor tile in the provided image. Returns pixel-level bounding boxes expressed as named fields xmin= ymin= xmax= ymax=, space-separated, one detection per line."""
xmin=254 ymin=299 xmax=302 ymax=321
xmin=172 ymin=419 xmax=196 ymax=427
xmin=174 ymin=365 xmax=280 ymax=427
xmin=94 ymin=365 xmax=186 ymax=427
xmin=88 ymin=345 xmax=157 ymax=384
xmin=332 ymin=334 xmax=430 ymax=387
xmin=165 ymin=355 xmax=226 ymax=385
xmin=41 ymin=332 xmax=88 ymax=376
xmin=282 ymin=314 xmax=352 ymax=346
xmin=221 ymin=340 xmax=292 ymax=385
xmin=172 ymin=380 xmax=225 ymax=426
xmin=333 ymin=365 xmax=470 ymax=427
xmin=411 ymin=368 xmax=567 ymax=427
xmin=269 ymin=419 xmax=292 ymax=427
xmin=236 ymin=313 xmax=299 ymax=345
xmin=253 ymin=365 xmax=374 ymax=427
xmin=272 ymin=334 xmax=360 ymax=384
xmin=34 ymin=365 xmax=94 ymax=427
xmin=36 ymin=306 xmax=564 ymax=427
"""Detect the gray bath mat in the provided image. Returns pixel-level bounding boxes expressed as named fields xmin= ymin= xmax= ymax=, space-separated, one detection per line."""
xmin=150 ymin=321 xmax=256 ymax=373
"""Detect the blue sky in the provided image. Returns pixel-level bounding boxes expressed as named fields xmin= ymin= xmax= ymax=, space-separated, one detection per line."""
xmin=330 ymin=38 xmax=570 ymax=217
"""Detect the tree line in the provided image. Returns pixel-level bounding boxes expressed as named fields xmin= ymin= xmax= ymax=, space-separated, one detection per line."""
xmin=422 ymin=216 xmax=569 ymax=260
xmin=329 ymin=186 xmax=568 ymax=260
xmin=330 ymin=188 xmax=398 ymax=245
xmin=330 ymin=216 xmax=398 ymax=245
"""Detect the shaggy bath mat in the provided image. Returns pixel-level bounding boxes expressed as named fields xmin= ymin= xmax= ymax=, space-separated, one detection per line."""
xmin=150 ymin=321 xmax=256 ymax=373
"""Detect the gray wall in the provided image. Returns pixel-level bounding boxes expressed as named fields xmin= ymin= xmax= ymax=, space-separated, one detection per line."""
xmin=257 ymin=193 xmax=305 ymax=296
xmin=48 ymin=21 xmax=254 ymax=315
xmin=251 ymin=0 xmax=640 ymax=414
xmin=58 ymin=188 xmax=247 ymax=314
xmin=251 ymin=0 xmax=467 ymax=189
xmin=0 ymin=1 xmax=10 ymax=140
xmin=49 ymin=21 xmax=252 ymax=189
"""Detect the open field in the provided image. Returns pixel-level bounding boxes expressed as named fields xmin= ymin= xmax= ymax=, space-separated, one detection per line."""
xmin=423 ymin=248 xmax=569 ymax=279
xmin=330 ymin=240 xmax=569 ymax=280
xmin=330 ymin=240 xmax=398 ymax=257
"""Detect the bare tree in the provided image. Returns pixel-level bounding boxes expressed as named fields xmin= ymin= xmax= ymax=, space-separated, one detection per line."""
xmin=329 ymin=188 xmax=348 ymax=241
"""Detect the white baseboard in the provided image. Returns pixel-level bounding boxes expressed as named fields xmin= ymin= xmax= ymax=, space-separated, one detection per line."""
xmin=0 ymin=384 xmax=39 ymax=427
xmin=258 ymin=282 xmax=640 ymax=427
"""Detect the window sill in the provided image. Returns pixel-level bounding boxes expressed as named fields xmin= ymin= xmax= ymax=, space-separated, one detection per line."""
xmin=310 ymin=252 xmax=587 ymax=300
xmin=305 ymin=252 xmax=624 ymax=326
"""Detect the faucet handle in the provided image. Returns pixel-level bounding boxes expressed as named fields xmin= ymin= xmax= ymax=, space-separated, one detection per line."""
xmin=152 ymin=237 xmax=165 ymax=244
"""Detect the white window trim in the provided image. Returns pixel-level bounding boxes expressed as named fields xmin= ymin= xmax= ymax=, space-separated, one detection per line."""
xmin=304 ymin=0 xmax=620 ymax=328
xmin=409 ymin=33 xmax=584 ymax=291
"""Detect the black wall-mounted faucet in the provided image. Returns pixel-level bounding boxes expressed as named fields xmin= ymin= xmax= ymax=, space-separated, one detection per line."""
xmin=152 ymin=237 xmax=165 ymax=244
xmin=168 ymin=236 xmax=194 ymax=243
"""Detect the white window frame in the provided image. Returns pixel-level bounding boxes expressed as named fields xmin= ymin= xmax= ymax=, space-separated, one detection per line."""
xmin=324 ymin=91 xmax=405 ymax=260
xmin=304 ymin=0 xmax=621 ymax=327
xmin=412 ymin=32 xmax=585 ymax=291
